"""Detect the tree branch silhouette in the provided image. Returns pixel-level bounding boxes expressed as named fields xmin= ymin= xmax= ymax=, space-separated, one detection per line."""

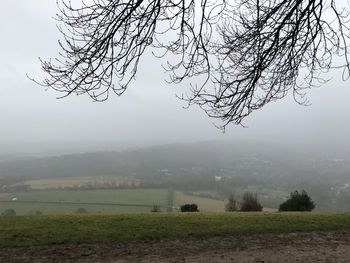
xmin=38 ymin=0 xmax=350 ymax=129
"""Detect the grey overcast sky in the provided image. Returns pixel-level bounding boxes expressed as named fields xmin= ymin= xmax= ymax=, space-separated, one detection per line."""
xmin=0 ymin=1 xmax=349 ymax=155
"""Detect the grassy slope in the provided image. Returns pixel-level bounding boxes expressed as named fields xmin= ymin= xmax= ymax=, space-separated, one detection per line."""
xmin=1 ymin=212 xmax=350 ymax=248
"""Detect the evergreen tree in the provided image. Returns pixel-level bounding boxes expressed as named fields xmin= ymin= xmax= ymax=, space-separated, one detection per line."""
xmin=279 ymin=190 xmax=315 ymax=212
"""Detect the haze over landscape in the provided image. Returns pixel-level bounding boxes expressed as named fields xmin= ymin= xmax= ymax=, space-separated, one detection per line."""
xmin=0 ymin=1 xmax=349 ymax=156
xmin=0 ymin=0 xmax=349 ymax=217
xmin=1 ymin=0 xmax=350 ymax=211
xmin=2 ymin=1 xmax=350 ymax=262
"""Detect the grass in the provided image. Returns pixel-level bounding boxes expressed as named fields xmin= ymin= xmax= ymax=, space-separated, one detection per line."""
xmin=0 ymin=189 xmax=230 ymax=214
xmin=174 ymin=191 xmax=225 ymax=212
xmin=1 ymin=212 xmax=350 ymax=248
xmin=0 ymin=189 xmax=169 ymax=214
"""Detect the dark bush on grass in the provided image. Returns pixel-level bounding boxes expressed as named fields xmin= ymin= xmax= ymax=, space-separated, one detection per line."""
xmin=279 ymin=190 xmax=315 ymax=211
xmin=151 ymin=205 xmax=161 ymax=212
xmin=240 ymin=192 xmax=263 ymax=212
xmin=75 ymin=207 xmax=88 ymax=214
xmin=225 ymin=194 xmax=239 ymax=212
xmin=1 ymin=208 xmax=16 ymax=216
xmin=180 ymin=204 xmax=199 ymax=212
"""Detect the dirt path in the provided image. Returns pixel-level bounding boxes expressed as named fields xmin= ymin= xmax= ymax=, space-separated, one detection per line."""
xmin=1 ymin=230 xmax=350 ymax=262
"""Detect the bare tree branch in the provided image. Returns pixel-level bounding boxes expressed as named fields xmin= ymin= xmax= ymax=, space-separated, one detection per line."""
xmin=36 ymin=0 xmax=350 ymax=129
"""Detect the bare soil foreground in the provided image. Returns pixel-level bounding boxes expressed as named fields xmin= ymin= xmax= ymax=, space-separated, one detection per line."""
xmin=1 ymin=230 xmax=350 ymax=263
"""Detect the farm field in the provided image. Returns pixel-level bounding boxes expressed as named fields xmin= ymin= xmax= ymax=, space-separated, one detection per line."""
xmin=1 ymin=212 xmax=350 ymax=248
xmin=0 ymin=189 xmax=169 ymax=214
xmin=0 ymin=189 xmax=227 ymax=214
xmin=17 ymin=176 xmax=141 ymax=189
xmin=174 ymin=191 xmax=225 ymax=212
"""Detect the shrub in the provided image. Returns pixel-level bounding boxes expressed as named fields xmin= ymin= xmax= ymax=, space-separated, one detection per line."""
xmin=180 ymin=203 xmax=199 ymax=212
xmin=240 ymin=192 xmax=263 ymax=212
xmin=279 ymin=190 xmax=315 ymax=211
xmin=225 ymin=194 xmax=239 ymax=212
xmin=151 ymin=205 xmax=161 ymax=212
xmin=1 ymin=208 xmax=16 ymax=216
xmin=75 ymin=207 xmax=88 ymax=214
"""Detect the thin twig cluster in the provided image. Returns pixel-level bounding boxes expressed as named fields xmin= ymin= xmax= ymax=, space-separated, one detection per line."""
xmin=37 ymin=0 xmax=350 ymax=129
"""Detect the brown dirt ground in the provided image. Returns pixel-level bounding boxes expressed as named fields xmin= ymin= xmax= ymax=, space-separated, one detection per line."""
xmin=1 ymin=230 xmax=350 ymax=262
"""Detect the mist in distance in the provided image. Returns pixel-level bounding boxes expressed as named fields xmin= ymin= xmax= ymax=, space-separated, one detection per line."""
xmin=0 ymin=0 xmax=349 ymax=157
xmin=0 ymin=1 xmax=350 ymax=216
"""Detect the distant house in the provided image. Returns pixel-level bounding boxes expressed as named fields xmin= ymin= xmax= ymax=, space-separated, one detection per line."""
xmin=159 ymin=169 xmax=171 ymax=176
xmin=214 ymin=176 xmax=222 ymax=182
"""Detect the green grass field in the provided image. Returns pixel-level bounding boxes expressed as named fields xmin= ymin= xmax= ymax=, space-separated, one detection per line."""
xmin=0 ymin=189 xmax=229 ymax=214
xmin=174 ymin=191 xmax=225 ymax=212
xmin=1 ymin=212 xmax=350 ymax=248
xmin=0 ymin=189 xmax=169 ymax=214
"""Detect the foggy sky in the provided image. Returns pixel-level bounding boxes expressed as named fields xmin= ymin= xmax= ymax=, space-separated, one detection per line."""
xmin=0 ymin=1 xmax=349 ymax=155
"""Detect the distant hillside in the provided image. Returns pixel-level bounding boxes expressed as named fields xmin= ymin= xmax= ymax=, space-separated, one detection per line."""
xmin=1 ymin=141 xmax=350 ymax=210
xmin=0 ymin=140 xmax=349 ymax=181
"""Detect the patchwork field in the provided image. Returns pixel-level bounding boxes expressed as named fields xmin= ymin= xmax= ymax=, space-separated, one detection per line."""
xmin=15 ymin=176 xmax=141 ymax=189
xmin=0 ymin=189 xmax=228 ymax=215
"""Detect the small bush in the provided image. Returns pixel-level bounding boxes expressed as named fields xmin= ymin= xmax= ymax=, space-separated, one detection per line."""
xmin=180 ymin=203 xmax=199 ymax=212
xmin=151 ymin=205 xmax=161 ymax=212
xmin=75 ymin=207 xmax=88 ymax=214
xmin=279 ymin=190 xmax=315 ymax=211
xmin=225 ymin=194 xmax=239 ymax=212
xmin=1 ymin=209 xmax=16 ymax=216
xmin=240 ymin=192 xmax=263 ymax=212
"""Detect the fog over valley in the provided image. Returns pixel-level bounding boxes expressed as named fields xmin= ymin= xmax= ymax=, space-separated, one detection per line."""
xmin=1 ymin=140 xmax=350 ymax=212
xmin=0 ymin=1 xmax=350 ymax=157
xmin=3 ymin=1 xmax=350 ymax=261
xmin=0 ymin=0 xmax=350 ymax=214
